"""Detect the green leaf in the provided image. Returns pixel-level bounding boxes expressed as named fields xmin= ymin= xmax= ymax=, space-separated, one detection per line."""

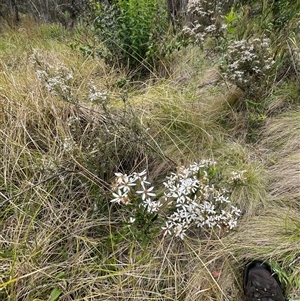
xmin=224 ymin=7 xmax=238 ymax=34
xmin=224 ymin=7 xmax=238 ymax=24
xmin=48 ymin=288 xmax=62 ymax=301
xmin=55 ymin=272 xmax=66 ymax=280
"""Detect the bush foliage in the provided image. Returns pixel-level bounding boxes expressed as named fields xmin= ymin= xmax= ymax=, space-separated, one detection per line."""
xmin=89 ymin=0 xmax=170 ymax=71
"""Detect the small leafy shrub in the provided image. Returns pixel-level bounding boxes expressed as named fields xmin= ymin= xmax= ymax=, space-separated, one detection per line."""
xmin=89 ymin=0 xmax=169 ymax=70
xmin=110 ymin=160 xmax=245 ymax=240
xmin=31 ymin=51 xmax=161 ymax=186
xmin=220 ymin=37 xmax=276 ymax=98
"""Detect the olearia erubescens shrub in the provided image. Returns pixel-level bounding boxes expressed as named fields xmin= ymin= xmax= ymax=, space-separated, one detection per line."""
xmin=182 ymin=0 xmax=235 ymax=48
xmin=110 ymin=160 xmax=245 ymax=240
xmin=32 ymin=51 xmax=109 ymax=105
xmin=184 ymin=0 xmax=277 ymax=99
xmin=220 ymin=36 xmax=276 ymax=98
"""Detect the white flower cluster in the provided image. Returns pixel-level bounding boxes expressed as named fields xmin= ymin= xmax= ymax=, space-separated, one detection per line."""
xmin=89 ymin=85 xmax=108 ymax=103
xmin=62 ymin=137 xmax=77 ymax=153
xmin=230 ymin=170 xmax=247 ymax=184
xmin=183 ymin=0 xmax=234 ymax=46
xmin=161 ymin=160 xmax=241 ymax=239
xmin=187 ymin=0 xmax=232 ymax=16
xmin=187 ymin=0 xmax=215 ymax=18
xmin=111 ymin=170 xmax=162 ymax=214
xmin=110 ymin=160 xmax=242 ymax=240
xmin=35 ymin=64 xmax=74 ymax=101
xmin=221 ymin=37 xmax=275 ymax=96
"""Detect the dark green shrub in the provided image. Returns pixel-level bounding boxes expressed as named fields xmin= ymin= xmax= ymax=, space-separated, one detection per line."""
xmin=90 ymin=0 xmax=170 ymax=71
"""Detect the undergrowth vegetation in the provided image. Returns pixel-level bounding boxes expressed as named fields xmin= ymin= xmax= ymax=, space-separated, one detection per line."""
xmin=1 ymin=1 xmax=300 ymax=300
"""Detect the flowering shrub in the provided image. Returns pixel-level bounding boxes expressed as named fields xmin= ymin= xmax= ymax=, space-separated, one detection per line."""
xmin=161 ymin=161 xmax=242 ymax=239
xmin=182 ymin=0 xmax=235 ymax=47
xmin=89 ymin=85 xmax=108 ymax=104
xmin=31 ymin=51 xmax=75 ymax=102
xmin=110 ymin=160 xmax=244 ymax=240
xmin=111 ymin=169 xmax=161 ymax=212
xmin=220 ymin=37 xmax=276 ymax=97
xmin=36 ymin=65 xmax=74 ymax=101
xmin=32 ymin=53 xmax=109 ymax=105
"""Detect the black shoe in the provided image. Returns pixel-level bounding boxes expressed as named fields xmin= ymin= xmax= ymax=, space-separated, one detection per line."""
xmin=243 ymin=260 xmax=285 ymax=301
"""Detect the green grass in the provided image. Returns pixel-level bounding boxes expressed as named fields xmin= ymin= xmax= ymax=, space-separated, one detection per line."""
xmin=1 ymin=18 xmax=300 ymax=301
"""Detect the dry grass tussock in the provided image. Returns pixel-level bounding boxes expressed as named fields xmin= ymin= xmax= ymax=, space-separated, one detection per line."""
xmin=1 ymin=25 xmax=300 ymax=300
xmin=260 ymin=110 xmax=300 ymax=206
xmin=226 ymin=109 xmax=300 ymax=298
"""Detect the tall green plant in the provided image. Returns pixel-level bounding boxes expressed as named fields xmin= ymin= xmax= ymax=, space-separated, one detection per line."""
xmin=90 ymin=0 xmax=169 ymax=71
